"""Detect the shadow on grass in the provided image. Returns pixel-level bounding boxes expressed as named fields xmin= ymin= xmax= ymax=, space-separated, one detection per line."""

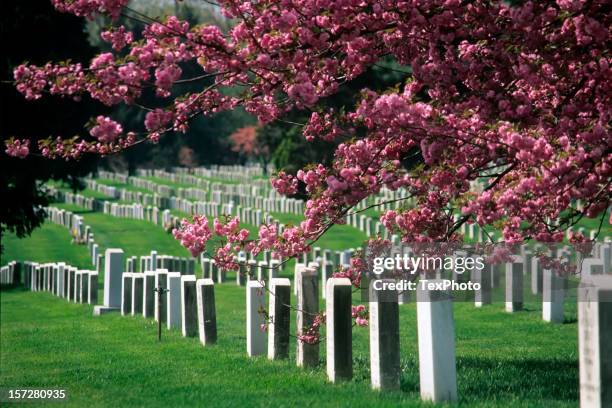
xmin=375 ymin=354 xmax=579 ymax=403
xmin=457 ymin=355 xmax=578 ymax=402
xmin=0 ymin=284 xmax=28 ymax=293
xmin=311 ymin=347 xmax=577 ymax=404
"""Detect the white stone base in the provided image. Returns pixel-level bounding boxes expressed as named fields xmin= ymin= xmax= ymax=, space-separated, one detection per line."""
xmin=93 ymin=306 xmax=120 ymax=316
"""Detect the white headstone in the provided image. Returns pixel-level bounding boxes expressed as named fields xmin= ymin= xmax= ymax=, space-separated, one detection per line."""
xmin=417 ymin=279 xmax=458 ymax=403
xmin=578 ymin=276 xmax=612 ymax=408
xmin=93 ymin=249 xmax=124 ymax=315
xmin=166 ymin=272 xmax=182 ymax=329
xmin=196 ymin=278 xmax=217 ymax=346
xmin=268 ymin=278 xmax=291 ymax=360
xmin=247 ymin=280 xmax=267 ymax=356
xmin=325 ymin=278 xmax=353 ymax=383
xmin=542 ymin=269 xmax=565 ymax=323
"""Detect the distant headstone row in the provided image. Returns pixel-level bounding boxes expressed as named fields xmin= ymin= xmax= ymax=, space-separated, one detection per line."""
xmin=12 ymin=261 xmax=99 ymax=305
xmin=0 ymin=261 xmax=20 ymax=285
xmin=92 ymin=166 xmax=609 ymax=244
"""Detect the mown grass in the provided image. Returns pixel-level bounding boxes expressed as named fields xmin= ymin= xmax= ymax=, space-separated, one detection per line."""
xmin=49 ymin=205 xmax=192 ymax=262
xmin=1 ymin=213 xmax=579 ymax=407
xmin=1 ymin=223 xmax=91 ymax=269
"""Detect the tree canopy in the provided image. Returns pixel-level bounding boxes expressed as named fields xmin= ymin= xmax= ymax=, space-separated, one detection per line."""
xmin=5 ymin=0 xmax=611 ymax=266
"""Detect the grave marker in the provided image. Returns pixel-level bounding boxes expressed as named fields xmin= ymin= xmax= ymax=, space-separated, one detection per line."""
xmin=247 ymin=281 xmax=266 ymax=356
xmin=505 ymin=259 xmax=524 ymax=312
xmin=131 ymin=274 xmax=144 ymax=315
xmin=121 ymin=273 xmax=133 ymax=316
xmin=166 ymin=272 xmax=182 ymax=329
xmin=578 ymin=276 xmax=612 ymax=408
xmin=196 ymin=279 xmax=217 ymax=346
xmin=417 ymin=279 xmax=458 ymax=403
xmin=297 ymin=267 xmax=319 ymax=368
xmin=542 ymin=269 xmax=565 ymax=323
xmin=155 ymin=270 xmax=169 ymax=324
xmin=93 ymin=249 xmax=124 ymax=315
xmin=181 ymin=275 xmax=198 ymax=337
xmin=369 ymin=279 xmax=400 ymax=391
xmin=268 ymin=278 xmax=291 ymax=360
xmin=326 ymin=278 xmax=353 ymax=383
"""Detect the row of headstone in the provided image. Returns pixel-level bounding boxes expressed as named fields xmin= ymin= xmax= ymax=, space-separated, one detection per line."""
xmin=48 ymin=194 xmax=345 ymax=281
xmin=133 ymin=252 xmax=196 ymax=274
xmin=345 ymin=211 xmax=382 ymax=238
xmin=464 ymin=253 xmax=609 ymax=325
xmin=70 ymin=174 xmax=354 ymax=288
xmin=48 ymin=189 xmax=97 ymax=211
xmin=82 ymin=246 xmax=215 ymax=347
xmin=61 ymin=177 xmax=298 ymax=230
xmin=104 ymin=202 xmax=147 ymax=220
xmin=192 ymin=163 xmax=265 ymax=183
xmin=200 ymin=256 xmax=283 ymax=285
xmin=95 ymin=169 xmax=304 ymax=218
xmin=20 ymin=261 xmax=98 ymax=305
xmin=5 ymin=249 xmax=210 ymax=347
xmin=94 ymin=169 xmax=611 ymax=252
xmin=45 ymin=206 xmax=94 ymax=246
xmin=83 ymin=179 xmax=120 ymax=199
xmin=0 ymin=261 xmax=20 ymax=285
xmin=116 ymin=269 xmax=217 ymax=345
xmin=97 ymin=170 xmax=128 ymax=184
xmin=246 ymin=268 xmax=458 ymax=402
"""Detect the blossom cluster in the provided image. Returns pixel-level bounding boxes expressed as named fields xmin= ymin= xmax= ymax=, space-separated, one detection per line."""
xmin=4 ymin=138 xmax=30 ymax=159
xmin=351 ymin=305 xmax=368 ymax=327
xmin=172 ymin=215 xmax=212 ymax=257
xmin=296 ymin=312 xmax=325 ymax=345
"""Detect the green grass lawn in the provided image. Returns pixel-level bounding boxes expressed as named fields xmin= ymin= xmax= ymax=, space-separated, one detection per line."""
xmin=1 ymin=223 xmax=91 ymax=269
xmin=0 ymin=284 xmax=578 ymax=408
xmin=1 ymin=215 xmax=579 ymax=407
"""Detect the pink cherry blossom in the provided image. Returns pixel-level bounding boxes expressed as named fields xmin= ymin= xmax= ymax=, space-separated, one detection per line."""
xmin=90 ymin=116 xmax=122 ymax=143
xmin=4 ymin=139 xmax=30 ymax=159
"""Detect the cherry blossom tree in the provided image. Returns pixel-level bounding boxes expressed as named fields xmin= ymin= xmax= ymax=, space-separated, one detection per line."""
xmin=230 ymin=126 xmax=256 ymax=155
xmin=6 ymin=0 xmax=611 ymax=281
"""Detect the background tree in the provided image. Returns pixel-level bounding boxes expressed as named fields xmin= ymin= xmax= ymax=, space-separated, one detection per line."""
xmin=229 ymin=125 xmax=272 ymax=170
xmin=0 ymin=0 xmax=100 ymax=251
